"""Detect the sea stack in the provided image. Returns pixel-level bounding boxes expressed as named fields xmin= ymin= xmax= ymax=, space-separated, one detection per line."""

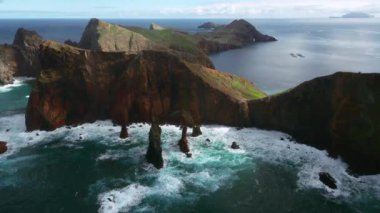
xmin=146 ymin=121 xmax=164 ymax=169
xmin=0 ymin=141 xmax=8 ymax=154
xmin=179 ymin=126 xmax=190 ymax=153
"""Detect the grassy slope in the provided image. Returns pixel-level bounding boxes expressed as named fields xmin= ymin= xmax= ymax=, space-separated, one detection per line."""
xmin=127 ymin=27 xmax=200 ymax=54
xmin=187 ymin=63 xmax=267 ymax=100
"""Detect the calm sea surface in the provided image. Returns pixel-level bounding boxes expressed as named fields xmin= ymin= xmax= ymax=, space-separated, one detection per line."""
xmin=1 ymin=19 xmax=380 ymax=213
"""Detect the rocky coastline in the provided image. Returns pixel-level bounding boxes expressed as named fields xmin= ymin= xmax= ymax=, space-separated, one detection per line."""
xmin=1 ymin=18 xmax=379 ymax=175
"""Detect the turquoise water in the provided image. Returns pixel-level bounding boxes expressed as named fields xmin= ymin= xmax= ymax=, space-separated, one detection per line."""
xmin=0 ymin=81 xmax=380 ymax=212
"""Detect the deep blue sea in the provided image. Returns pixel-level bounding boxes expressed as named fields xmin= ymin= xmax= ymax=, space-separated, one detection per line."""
xmin=1 ymin=19 xmax=380 ymax=213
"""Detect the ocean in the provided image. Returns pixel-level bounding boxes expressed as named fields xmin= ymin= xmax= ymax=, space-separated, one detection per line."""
xmin=0 ymin=19 xmax=380 ymax=213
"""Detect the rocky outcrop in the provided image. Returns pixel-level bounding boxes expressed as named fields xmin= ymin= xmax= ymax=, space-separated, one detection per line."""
xmin=120 ymin=124 xmax=128 ymax=139
xmin=192 ymin=126 xmax=202 ymax=137
xmin=78 ymin=18 xmax=161 ymax=53
xmin=13 ymin=28 xmax=43 ymax=77
xmin=0 ymin=28 xmax=43 ymax=85
xmin=0 ymin=45 xmax=18 ymax=85
xmin=146 ymin=121 xmax=164 ymax=169
xmin=319 ymin=172 xmax=337 ymax=189
xmin=197 ymin=19 xmax=277 ymax=54
xmin=149 ymin=23 xmax=165 ymax=31
xmin=26 ymin=40 xmax=265 ymax=131
xmin=249 ymin=72 xmax=380 ymax=175
xmin=0 ymin=141 xmax=7 ymax=154
xmin=179 ymin=127 xmax=190 ymax=153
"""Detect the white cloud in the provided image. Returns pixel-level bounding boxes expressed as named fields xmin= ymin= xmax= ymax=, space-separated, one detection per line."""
xmin=159 ymin=0 xmax=380 ymax=18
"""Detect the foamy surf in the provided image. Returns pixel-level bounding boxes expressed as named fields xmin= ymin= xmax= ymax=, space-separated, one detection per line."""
xmin=0 ymin=114 xmax=379 ymax=212
xmin=0 ymin=77 xmax=34 ymax=93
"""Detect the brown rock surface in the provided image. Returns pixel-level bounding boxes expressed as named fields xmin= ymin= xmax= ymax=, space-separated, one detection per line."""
xmin=249 ymin=72 xmax=380 ymax=174
xmin=0 ymin=141 xmax=7 ymax=154
xmin=26 ymin=40 xmax=265 ymax=131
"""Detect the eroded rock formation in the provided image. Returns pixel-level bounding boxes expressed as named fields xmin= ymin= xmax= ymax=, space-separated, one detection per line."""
xmin=26 ymin=40 xmax=265 ymax=131
xmin=146 ymin=121 xmax=164 ymax=169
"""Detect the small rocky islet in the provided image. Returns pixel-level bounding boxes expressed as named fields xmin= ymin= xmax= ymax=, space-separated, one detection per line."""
xmin=1 ymin=18 xmax=380 ymax=178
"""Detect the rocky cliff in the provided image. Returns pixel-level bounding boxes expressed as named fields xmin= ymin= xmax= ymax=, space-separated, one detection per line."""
xmin=13 ymin=28 xmax=43 ymax=77
xmin=26 ymin=40 xmax=266 ymax=131
xmin=197 ymin=19 xmax=277 ymax=54
xmin=78 ymin=19 xmax=214 ymax=68
xmin=249 ymin=72 xmax=380 ymax=174
xmin=0 ymin=45 xmax=18 ymax=84
xmin=0 ymin=28 xmax=43 ymax=84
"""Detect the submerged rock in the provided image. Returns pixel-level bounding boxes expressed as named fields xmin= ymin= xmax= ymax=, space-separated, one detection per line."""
xmin=231 ymin=142 xmax=240 ymax=149
xmin=191 ymin=126 xmax=202 ymax=137
xmin=0 ymin=141 xmax=7 ymax=154
xmin=319 ymin=172 xmax=337 ymax=189
xmin=146 ymin=122 xmax=164 ymax=169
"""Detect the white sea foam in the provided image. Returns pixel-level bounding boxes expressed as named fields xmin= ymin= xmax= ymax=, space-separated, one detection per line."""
xmin=98 ymin=184 xmax=150 ymax=213
xmin=0 ymin=77 xmax=34 ymax=93
xmin=0 ymin=113 xmax=379 ymax=212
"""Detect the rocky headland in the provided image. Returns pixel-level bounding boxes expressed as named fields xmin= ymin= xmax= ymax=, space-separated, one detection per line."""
xmin=196 ymin=19 xmax=277 ymax=54
xmin=249 ymin=72 xmax=380 ymax=174
xmin=0 ymin=28 xmax=43 ymax=84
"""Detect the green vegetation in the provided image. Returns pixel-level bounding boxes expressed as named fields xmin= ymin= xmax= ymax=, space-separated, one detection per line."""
xmin=128 ymin=27 xmax=200 ymax=54
xmin=187 ymin=63 xmax=267 ymax=100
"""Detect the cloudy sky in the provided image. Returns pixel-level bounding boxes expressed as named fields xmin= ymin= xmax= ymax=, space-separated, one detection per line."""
xmin=0 ymin=0 xmax=379 ymax=18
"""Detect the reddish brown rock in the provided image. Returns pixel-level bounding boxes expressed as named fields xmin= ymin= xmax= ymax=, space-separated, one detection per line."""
xmin=249 ymin=72 xmax=380 ymax=175
xmin=179 ymin=127 xmax=190 ymax=153
xmin=26 ymin=40 xmax=265 ymax=131
xmin=0 ymin=141 xmax=7 ymax=154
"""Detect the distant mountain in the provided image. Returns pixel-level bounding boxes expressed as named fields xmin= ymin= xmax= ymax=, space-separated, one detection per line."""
xmin=330 ymin=12 xmax=375 ymax=18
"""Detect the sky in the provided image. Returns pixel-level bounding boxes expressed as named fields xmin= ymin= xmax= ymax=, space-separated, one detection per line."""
xmin=0 ymin=0 xmax=379 ymax=19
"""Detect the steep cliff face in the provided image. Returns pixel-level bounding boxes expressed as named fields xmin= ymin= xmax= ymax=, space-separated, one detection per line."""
xmin=13 ymin=28 xmax=43 ymax=77
xmin=197 ymin=19 xmax=277 ymax=54
xmin=249 ymin=72 xmax=380 ymax=174
xmin=78 ymin=19 xmax=161 ymax=53
xmin=0 ymin=28 xmax=43 ymax=85
xmin=26 ymin=40 xmax=265 ymax=131
xmin=78 ymin=19 xmax=214 ymax=68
